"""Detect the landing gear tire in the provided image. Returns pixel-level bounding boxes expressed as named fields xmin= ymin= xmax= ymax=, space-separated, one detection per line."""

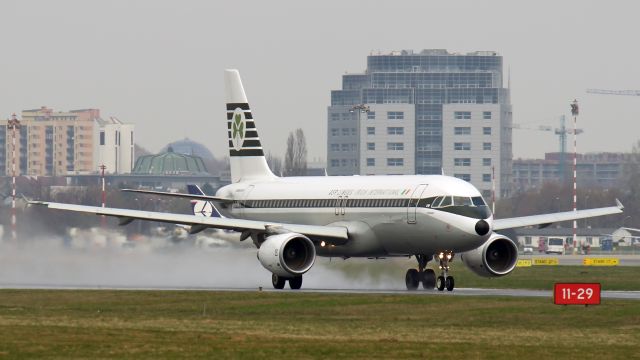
xmin=445 ymin=276 xmax=455 ymax=292
xmin=289 ymin=276 xmax=303 ymax=290
xmin=422 ymin=269 xmax=436 ymax=289
xmin=272 ymin=274 xmax=286 ymax=289
xmin=436 ymin=275 xmax=446 ymax=291
xmin=405 ymin=269 xmax=420 ymax=290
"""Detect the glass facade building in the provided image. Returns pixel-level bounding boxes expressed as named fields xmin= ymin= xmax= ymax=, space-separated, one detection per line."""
xmin=327 ymin=49 xmax=513 ymax=197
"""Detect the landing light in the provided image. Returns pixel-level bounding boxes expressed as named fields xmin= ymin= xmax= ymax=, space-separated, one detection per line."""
xmin=438 ymin=252 xmax=444 ymax=259
xmin=320 ymin=241 xmax=326 ymax=247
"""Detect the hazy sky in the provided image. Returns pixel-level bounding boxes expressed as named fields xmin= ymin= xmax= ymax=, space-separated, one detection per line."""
xmin=1 ymin=0 xmax=638 ymax=162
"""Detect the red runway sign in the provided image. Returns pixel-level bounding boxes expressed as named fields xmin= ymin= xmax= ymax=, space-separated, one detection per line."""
xmin=554 ymin=283 xmax=601 ymax=305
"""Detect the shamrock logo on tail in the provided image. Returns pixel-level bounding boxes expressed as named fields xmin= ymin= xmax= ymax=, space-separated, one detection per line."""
xmin=231 ymin=112 xmax=245 ymax=151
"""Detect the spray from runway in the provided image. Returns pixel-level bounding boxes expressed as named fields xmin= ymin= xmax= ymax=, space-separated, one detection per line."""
xmin=0 ymin=234 xmax=408 ymax=290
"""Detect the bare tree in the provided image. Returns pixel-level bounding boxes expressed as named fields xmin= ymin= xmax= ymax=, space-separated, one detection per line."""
xmin=284 ymin=128 xmax=308 ymax=176
xmin=266 ymin=151 xmax=283 ymax=176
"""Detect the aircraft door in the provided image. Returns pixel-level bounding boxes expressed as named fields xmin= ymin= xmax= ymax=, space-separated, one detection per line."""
xmin=334 ymin=196 xmax=342 ymax=215
xmin=407 ymin=184 xmax=428 ymax=224
xmin=334 ymin=196 xmax=347 ymax=216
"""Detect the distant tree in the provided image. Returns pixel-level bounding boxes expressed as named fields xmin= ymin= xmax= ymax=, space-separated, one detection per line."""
xmin=134 ymin=143 xmax=152 ymax=164
xmin=496 ymin=181 xmax=625 ymax=228
xmin=266 ymin=151 xmax=283 ymax=176
xmin=284 ymin=128 xmax=307 ymax=176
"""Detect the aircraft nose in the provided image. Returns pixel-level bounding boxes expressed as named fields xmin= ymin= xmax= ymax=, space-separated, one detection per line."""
xmin=475 ymin=219 xmax=490 ymax=236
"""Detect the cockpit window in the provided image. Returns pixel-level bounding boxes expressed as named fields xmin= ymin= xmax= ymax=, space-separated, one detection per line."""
xmin=439 ymin=196 xmax=452 ymax=207
xmin=453 ymin=196 xmax=473 ymax=206
xmin=427 ymin=194 xmax=490 ymax=219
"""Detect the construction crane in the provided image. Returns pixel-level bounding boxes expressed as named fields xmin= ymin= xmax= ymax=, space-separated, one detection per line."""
xmin=511 ymin=124 xmax=553 ymax=131
xmin=555 ymin=115 xmax=583 ymax=182
xmin=586 ymin=89 xmax=640 ymax=96
xmin=512 ymin=117 xmax=583 ymax=182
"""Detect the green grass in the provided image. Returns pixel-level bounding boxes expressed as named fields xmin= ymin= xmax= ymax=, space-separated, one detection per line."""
xmin=327 ymin=259 xmax=640 ymax=291
xmin=0 ymin=290 xmax=639 ymax=359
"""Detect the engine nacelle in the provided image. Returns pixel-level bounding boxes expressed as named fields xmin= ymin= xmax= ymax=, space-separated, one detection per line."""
xmin=257 ymin=233 xmax=316 ymax=277
xmin=460 ymin=233 xmax=518 ymax=277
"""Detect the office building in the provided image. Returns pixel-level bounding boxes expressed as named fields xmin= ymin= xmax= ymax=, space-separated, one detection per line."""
xmin=512 ymin=152 xmax=629 ymax=191
xmin=0 ymin=106 xmax=134 ymax=176
xmin=327 ymin=49 xmax=512 ymax=198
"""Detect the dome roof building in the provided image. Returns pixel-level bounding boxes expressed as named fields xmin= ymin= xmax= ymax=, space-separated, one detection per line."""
xmin=132 ymin=146 xmax=209 ymax=175
xmin=160 ymin=138 xmax=215 ymax=161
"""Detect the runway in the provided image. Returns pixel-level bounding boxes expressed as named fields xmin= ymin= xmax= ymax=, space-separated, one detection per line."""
xmin=2 ymin=284 xmax=640 ymax=300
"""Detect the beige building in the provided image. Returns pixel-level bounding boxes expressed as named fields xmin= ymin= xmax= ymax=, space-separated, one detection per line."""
xmin=1 ymin=106 xmax=134 ymax=176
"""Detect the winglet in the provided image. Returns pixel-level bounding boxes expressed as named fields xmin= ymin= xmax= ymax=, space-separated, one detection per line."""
xmin=616 ymin=198 xmax=624 ymax=210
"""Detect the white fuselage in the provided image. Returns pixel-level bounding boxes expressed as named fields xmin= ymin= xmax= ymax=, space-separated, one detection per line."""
xmin=215 ymin=174 xmax=493 ymax=257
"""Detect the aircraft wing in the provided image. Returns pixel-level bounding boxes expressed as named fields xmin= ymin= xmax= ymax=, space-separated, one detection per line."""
xmin=493 ymin=200 xmax=624 ymax=231
xmin=121 ymin=189 xmax=233 ymax=203
xmin=29 ymin=201 xmax=349 ymax=244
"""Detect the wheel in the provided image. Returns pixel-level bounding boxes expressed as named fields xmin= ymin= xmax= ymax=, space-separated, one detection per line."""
xmin=436 ymin=275 xmax=445 ymax=291
xmin=272 ymin=274 xmax=286 ymax=289
xmin=289 ymin=276 xmax=303 ymax=290
xmin=422 ymin=269 xmax=436 ymax=289
xmin=405 ymin=269 xmax=419 ymax=290
xmin=445 ymin=276 xmax=455 ymax=292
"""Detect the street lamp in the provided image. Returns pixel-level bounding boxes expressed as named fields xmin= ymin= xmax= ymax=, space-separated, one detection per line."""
xmin=7 ymin=114 xmax=21 ymax=242
xmin=350 ymin=104 xmax=370 ymax=174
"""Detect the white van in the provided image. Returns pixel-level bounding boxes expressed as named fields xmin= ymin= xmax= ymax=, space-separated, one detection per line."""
xmin=546 ymin=237 xmax=565 ymax=255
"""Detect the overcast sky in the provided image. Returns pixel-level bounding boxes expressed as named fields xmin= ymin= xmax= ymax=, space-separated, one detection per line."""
xmin=1 ymin=0 xmax=638 ymax=162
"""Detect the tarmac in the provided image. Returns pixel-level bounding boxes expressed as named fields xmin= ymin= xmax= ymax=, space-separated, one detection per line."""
xmin=1 ymin=284 xmax=639 ymax=301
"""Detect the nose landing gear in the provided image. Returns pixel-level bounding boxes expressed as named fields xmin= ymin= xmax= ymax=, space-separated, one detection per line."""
xmin=435 ymin=251 xmax=455 ymax=292
xmin=405 ymin=254 xmax=436 ymax=290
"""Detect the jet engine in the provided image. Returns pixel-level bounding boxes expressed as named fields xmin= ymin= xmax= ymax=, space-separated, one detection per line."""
xmin=460 ymin=233 xmax=518 ymax=277
xmin=257 ymin=233 xmax=316 ymax=277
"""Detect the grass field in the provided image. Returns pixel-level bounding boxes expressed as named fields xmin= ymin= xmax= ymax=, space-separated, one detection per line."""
xmin=0 ymin=290 xmax=639 ymax=359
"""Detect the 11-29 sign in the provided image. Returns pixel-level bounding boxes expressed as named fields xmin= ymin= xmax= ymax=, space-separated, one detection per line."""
xmin=554 ymin=283 xmax=601 ymax=305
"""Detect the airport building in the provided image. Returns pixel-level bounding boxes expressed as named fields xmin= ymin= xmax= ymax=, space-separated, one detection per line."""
xmin=514 ymin=227 xmax=635 ymax=250
xmin=0 ymin=106 xmax=134 ymax=176
xmin=327 ymin=49 xmax=513 ymax=198
xmin=512 ymin=152 xmax=629 ymax=191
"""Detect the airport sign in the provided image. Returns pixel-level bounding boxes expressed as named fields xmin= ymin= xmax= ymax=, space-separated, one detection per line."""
xmin=554 ymin=283 xmax=601 ymax=305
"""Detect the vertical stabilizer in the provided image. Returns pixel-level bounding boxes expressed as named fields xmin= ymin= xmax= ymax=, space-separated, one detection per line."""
xmin=224 ymin=69 xmax=276 ymax=183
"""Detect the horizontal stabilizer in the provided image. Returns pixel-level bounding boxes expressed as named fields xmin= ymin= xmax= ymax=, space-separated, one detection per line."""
xmin=121 ymin=189 xmax=233 ymax=203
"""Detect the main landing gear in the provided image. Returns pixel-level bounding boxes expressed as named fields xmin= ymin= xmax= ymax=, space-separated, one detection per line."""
xmin=405 ymin=254 xmax=436 ymax=290
xmin=404 ymin=252 xmax=455 ymax=291
xmin=272 ymin=274 xmax=303 ymax=290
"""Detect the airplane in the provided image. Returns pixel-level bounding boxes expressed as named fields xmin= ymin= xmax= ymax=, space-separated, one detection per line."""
xmin=30 ymin=69 xmax=624 ymax=291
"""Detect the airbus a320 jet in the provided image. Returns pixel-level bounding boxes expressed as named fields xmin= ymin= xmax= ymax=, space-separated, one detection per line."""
xmin=30 ymin=70 xmax=624 ymax=291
